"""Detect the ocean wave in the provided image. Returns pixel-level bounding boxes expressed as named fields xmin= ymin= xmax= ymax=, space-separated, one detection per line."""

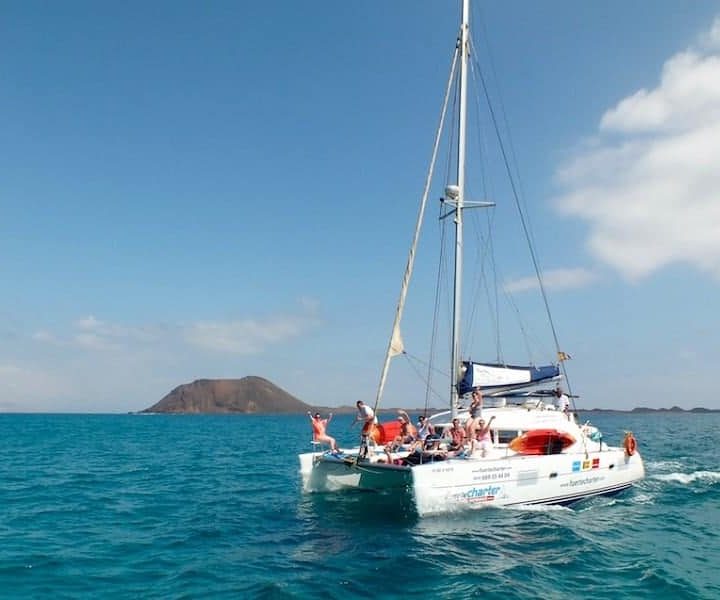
xmin=653 ymin=471 xmax=720 ymax=484
xmin=646 ymin=460 xmax=684 ymax=472
xmin=503 ymin=503 xmax=572 ymax=513
xmin=627 ymin=492 xmax=655 ymax=505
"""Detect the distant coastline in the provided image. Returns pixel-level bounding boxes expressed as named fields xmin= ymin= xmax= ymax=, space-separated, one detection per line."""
xmin=139 ymin=376 xmax=720 ymax=414
xmin=309 ymin=406 xmax=720 ymax=415
xmin=583 ymin=406 xmax=720 ymax=414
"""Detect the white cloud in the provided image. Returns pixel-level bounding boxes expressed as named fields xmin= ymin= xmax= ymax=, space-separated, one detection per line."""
xmin=75 ymin=315 xmax=102 ymax=330
xmin=554 ymin=18 xmax=720 ymax=280
xmin=31 ymin=306 xmax=320 ymax=356
xmin=503 ymin=267 xmax=598 ymax=293
xmin=31 ymin=330 xmax=58 ymax=343
xmin=73 ymin=332 xmax=110 ymax=350
xmin=700 ymin=16 xmax=720 ymax=51
xmin=73 ymin=315 xmax=158 ymax=346
xmin=185 ymin=312 xmax=318 ymax=354
xmin=5 ymin=303 xmax=322 ymax=411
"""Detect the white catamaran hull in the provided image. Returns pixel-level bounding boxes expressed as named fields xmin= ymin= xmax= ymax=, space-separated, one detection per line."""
xmin=300 ymin=448 xmax=644 ymax=517
xmin=411 ymin=449 xmax=644 ymax=515
xmin=299 ymin=450 xmax=412 ymax=492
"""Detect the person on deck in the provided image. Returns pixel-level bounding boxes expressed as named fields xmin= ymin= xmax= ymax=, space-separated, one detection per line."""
xmin=417 ymin=415 xmax=438 ymax=449
xmin=391 ymin=410 xmax=417 ymax=450
xmin=465 ymin=388 xmax=483 ymax=437
xmin=307 ymin=411 xmax=339 ymax=452
xmin=469 ymin=416 xmax=496 ymax=458
xmin=445 ymin=417 xmax=466 ymax=452
xmin=354 ymin=400 xmax=376 ymax=458
xmin=554 ymin=385 xmax=571 ymax=419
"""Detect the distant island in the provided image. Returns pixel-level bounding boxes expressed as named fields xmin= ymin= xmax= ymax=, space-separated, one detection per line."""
xmin=140 ymin=377 xmax=719 ymax=414
xmin=141 ymin=376 xmax=311 ymax=414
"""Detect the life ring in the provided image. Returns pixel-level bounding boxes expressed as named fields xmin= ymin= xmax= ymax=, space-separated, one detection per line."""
xmin=624 ymin=432 xmax=637 ymax=456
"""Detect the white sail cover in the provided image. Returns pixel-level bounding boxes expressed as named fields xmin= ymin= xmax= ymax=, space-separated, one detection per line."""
xmin=458 ymin=361 xmax=559 ymax=395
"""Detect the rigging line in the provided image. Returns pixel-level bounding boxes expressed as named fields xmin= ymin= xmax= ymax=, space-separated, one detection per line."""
xmin=473 ymin=49 xmax=572 ymax=396
xmin=461 ymin=58 xmax=482 ymax=352
xmin=440 ymin=54 xmax=461 ymax=356
xmin=403 ymin=351 xmax=450 ymax=407
xmin=440 ymin=55 xmax=461 ymax=365
xmin=425 ymin=203 xmax=450 ymax=415
xmin=469 ymin=20 xmax=536 ymax=252
xmin=487 ymin=236 xmax=504 ymax=363
xmin=468 ymin=46 xmax=506 ymax=363
xmin=465 ymin=220 xmax=498 ymax=362
xmin=468 ymin=34 xmax=540 ymax=365
xmin=445 ymin=80 xmax=459 ymax=193
xmin=464 ymin=57 xmax=502 ymax=363
xmin=503 ymin=290 xmax=537 ymax=364
xmin=373 ymin=44 xmax=460 ymax=415
xmin=490 ymin=227 xmax=503 ymax=363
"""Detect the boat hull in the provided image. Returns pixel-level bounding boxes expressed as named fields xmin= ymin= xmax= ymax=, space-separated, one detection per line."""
xmin=299 ymin=451 xmax=412 ymax=492
xmin=412 ymin=448 xmax=644 ymax=515
xmin=299 ymin=448 xmax=644 ymax=516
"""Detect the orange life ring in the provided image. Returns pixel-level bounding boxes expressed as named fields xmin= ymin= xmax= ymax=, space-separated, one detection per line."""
xmin=624 ymin=433 xmax=637 ymax=456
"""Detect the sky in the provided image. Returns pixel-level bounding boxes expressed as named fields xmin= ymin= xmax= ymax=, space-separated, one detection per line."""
xmin=2 ymin=0 xmax=720 ymax=412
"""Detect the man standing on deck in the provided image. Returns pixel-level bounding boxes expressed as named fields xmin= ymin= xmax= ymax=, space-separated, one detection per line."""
xmin=354 ymin=400 xmax=376 ymax=459
xmin=554 ymin=384 xmax=571 ymax=418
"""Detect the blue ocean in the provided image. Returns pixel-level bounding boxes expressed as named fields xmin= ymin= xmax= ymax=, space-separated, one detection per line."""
xmin=0 ymin=412 xmax=717 ymax=599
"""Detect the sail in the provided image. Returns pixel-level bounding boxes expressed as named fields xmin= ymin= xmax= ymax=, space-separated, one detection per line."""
xmin=457 ymin=361 xmax=559 ymax=396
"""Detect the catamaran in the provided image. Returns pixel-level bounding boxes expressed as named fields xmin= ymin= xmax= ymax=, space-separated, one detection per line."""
xmin=299 ymin=0 xmax=644 ymax=516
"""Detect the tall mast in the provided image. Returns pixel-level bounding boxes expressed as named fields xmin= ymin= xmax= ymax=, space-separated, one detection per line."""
xmin=450 ymin=0 xmax=470 ymax=418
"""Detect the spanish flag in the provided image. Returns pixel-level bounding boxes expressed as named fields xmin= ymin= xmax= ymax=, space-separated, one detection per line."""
xmin=557 ymin=351 xmax=572 ymax=362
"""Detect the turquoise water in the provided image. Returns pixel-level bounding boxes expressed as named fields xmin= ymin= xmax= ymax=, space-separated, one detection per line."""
xmin=0 ymin=412 xmax=717 ymax=599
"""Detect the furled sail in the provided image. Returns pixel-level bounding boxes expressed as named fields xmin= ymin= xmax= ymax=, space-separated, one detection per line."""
xmin=457 ymin=361 xmax=559 ymax=396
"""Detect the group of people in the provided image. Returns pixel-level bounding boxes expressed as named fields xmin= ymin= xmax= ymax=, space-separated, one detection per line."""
xmin=310 ymin=385 xmax=574 ymax=460
xmin=385 ymin=410 xmax=435 ymax=452
xmin=308 ymin=400 xmax=379 ymax=456
xmin=308 ymin=390 xmax=499 ymax=459
xmin=443 ymin=412 xmax=496 ymax=457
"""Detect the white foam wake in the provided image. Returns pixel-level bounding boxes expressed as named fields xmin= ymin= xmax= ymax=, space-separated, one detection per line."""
xmin=653 ymin=470 xmax=720 ymax=484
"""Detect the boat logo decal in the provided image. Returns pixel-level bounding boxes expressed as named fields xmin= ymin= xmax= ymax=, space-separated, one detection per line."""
xmin=461 ymin=485 xmax=502 ymax=503
xmin=572 ymin=458 xmax=600 ymax=472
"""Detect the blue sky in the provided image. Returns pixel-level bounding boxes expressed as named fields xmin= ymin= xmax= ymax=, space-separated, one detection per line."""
xmin=2 ymin=1 xmax=720 ymax=412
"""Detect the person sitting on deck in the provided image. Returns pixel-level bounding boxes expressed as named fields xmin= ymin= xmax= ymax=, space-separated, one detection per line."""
xmin=307 ymin=411 xmax=339 ymax=452
xmin=391 ymin=411 xmax=417 ymax=450
xmin=380 ymin=444 xmax=405 ymax=465
xmin=417 ymin=415 xmax=439 ymax=449
xmin=445 ymin=418 xmax=466 ymax=452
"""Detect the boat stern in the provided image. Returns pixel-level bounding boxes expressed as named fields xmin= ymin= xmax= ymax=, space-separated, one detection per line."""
xmin=299 ymin=451 xmax=412 ymax=493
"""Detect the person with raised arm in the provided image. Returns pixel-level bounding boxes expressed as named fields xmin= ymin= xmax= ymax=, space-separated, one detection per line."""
xmin=307 ymin=411 xmax=339 ymax=453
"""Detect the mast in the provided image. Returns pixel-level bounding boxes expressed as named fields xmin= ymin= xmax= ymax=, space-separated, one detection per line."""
xmin=450 ymin=0 xmax=470 ymax=418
